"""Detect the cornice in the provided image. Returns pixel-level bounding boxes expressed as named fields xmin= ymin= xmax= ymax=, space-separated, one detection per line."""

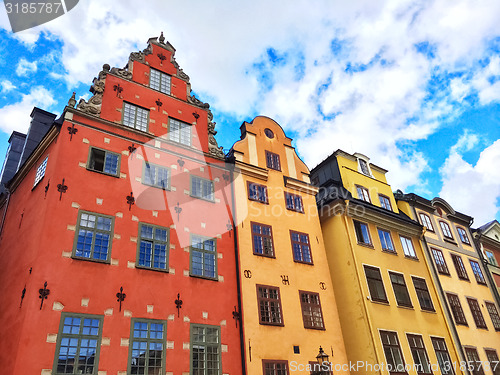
xmin=284 ymin=176 xmax=318 ymax=195
xmin=234 ymin=160 xmax=268 ymax=181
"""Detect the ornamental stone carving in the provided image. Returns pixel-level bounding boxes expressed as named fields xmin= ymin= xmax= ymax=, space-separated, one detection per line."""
xmin=187 ymin=94 xmax=210 ymax=109
xmin=76 ymin=64 xmax=110 ymax=116
xmin=129 ymin=43 xmax=153 ymax=63
xmin=207 ymin=110 xmax=224 ymax=158
xmin=110 ymin=67 xmax=132 ymax=80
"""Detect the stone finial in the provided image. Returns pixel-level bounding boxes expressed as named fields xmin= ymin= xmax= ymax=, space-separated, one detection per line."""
xmin=159 ymin=32 xmax=165 ymax=44
xmin=67 ymin=92 xmax=76 ymax=108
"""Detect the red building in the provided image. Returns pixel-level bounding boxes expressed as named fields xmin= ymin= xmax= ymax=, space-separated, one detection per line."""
xmin=0 ymin=34 xmax=243 ymax=375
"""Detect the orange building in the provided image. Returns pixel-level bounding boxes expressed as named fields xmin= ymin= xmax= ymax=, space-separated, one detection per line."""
xmin=0 ymin=34 xmax=243 ymax=374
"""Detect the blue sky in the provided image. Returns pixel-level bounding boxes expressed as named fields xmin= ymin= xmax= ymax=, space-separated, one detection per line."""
xmin=1 ymin=0 xmax=500 ymax=225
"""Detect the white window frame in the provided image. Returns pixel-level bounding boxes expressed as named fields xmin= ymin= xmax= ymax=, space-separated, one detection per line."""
xmin=168 ymin=118 xmax=191 ymax=146
xmin=33 ymin=156 xmax=48 ymax=188
xmin=400 ymin=235 xmax=417 ymax=258
xmin=149 ymin=68 xmax=171 ymax=95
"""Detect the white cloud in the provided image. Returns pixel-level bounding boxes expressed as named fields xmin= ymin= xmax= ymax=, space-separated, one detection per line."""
xmin=15 ymin=58 xmax=38 ymax=76
xmin=0 ymin=80 xmax=16 ymax=92
xmin=0 ymin=87 xmax=57 ymax=134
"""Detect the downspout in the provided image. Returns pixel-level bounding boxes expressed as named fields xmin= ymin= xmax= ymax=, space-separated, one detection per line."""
xmin=0 ymin=189 xmax=11 ymax=237
xmin=410 ymin=204 xmax=468 ymax=372
xmin=228 ymin=162 xmax=247 ymax=375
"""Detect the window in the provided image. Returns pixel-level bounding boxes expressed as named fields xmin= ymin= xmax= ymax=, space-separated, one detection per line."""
xmin=358 ymin=158 xmax=370 ymax=176
xmin=356 ymin=185 xmax=371 ymax=202
xmin=364 ymin=265 xmax=388 ymax=303
xmin=485 ymin=349 xmax=500 ymax=375
xmin=439 ymin=221 xmax=454 ymax=240
xmin=354 ymin=220 xmax=372 ymax=246
xmin=400 ymin=236 xmax=417 ymax=258
xmin=379 ymin=195 xmax=392 ymax=210
xmin=431 ymin=337 xmax=454 ymax=375
xmin=143 ymin=163 xmax=170 ymax=189
xmin=149 ymin=68 xmax=171 ymax=95
xmin=263 ymin=360 xmax=288 ymax=375
xmin=128 ymin=319 xmax=166 ymax=375
xmin=485 ymin=250 xmax=498 ymax=265
xmin=190 ymin=235 xmax=217 ymax=279
xmin=248 ymin=182 xmax=268 ymax=203
xmin=389 ymin=272 xmax=412 ymax=308
xmin=53 ymin=313 xmax=103 ymax=375
xmin=285 ymin=192 xmax=304 ymax=213
xmin=299 ymin=291 xmax=325 ymax=330
xmin=252 ymin=222 xmax=274 ymax=257
xmin=412 ymin=277 xmax=435 ymax=311
xmin=457 ymin=227 xmax=471 ymax=245
xmin=168 ymin=118 xmax=191 ymax=146
xmin=73 ymin=211 xmax=113 ymax=262
xmin=191 ymin=324 xmax=221 ymax=375
xmin=380 ymin=331 xmax=406 ymax=374
xmin=419 ymin=213 xmax=434 ymax=232
xmin=446 ymin=293 xmax=467 ymax=326
xmin=191 ymin=176 xmax=214 ymax=201
xmin=257 ymin=285 xmax=283 ymax=326
xmin=407 ymin=334 xmax=432 ymax=374
xmin=469 ymin=260 xmax=486 ymax=285
xmin=485 ymin=302 xmax=500 ymax=331
xmin=33 ymin=155 xmax=48 ymax=187
xmin=467 ymin=298 xmax=488 ymax=329
xmin=431 ymin=248 xmax=450 ymax=275
xmin=290 ymin=231 xmax=312 ymax=264
xmin=123 ymin=102 xmax=149 ymax=132
xmin=264 ymin=128 xmax=274 ymax=138
xmin=265 ymin=151 xmax=281 ymax=171
xmin=451 ymin=254 xmax=469 ymax=280
xmin=464 ymin=347 xmax=485 ymax=375
xmin=88 ymin=148 xmax=119 ymax=176
xmin=378 ymin=229 xmax=395 ymax=252
xmin=137 ymin=223 xmax=169 ymax=271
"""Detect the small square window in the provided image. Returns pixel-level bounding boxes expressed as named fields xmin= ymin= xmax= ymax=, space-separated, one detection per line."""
xmin=123 ymin=102 xmax=149 ymax=132
xmin=150 ymin=68 xmax=171 ymax=95
xmin=190 ymin=235 xmax=217 ymax=279
xmin=364 ymin=265 xmax=388 ymax=303
xmin=248 ymin=182 xmax=268 ymax=203
xmin=73 ymin=211 xmax=113 ymax=262
xmin=400 ymin=236 xmax=417 ymax=258
xmin=378 ymin=228 xmax=395 ymax=252
xmin=33 ymin=155 xmax=48 ymax=188
xmin=290 ymin=231 xmax=313 ymax=264
xmin=137 ymin=223 xmax=169 ymax=271
xmin=257 ymin=285 xmax=283 ymax=326
xmin=285 ymin=192 xmax=304 ymax=213
xmin=356 ymin=185 xmax=371 ymax=202
xmin=354 ymin=220 xmax=372 ymax=246
xmin=299 ymin=291 xmax=325 ymax=330
xmin=293 ymin=345 xmax=300 ymax=354
xmin=143 ymin=162 xmax=170 ymax=189
xmin=88 ymin=148 xmax=120 ymax=176
xmin=379 ymin=195 xmax=392 ymax=210
xmin=457 ymin=227 xmax=471 ymax=245
xmin=252 ymin=222 xmax=274 ymax=257
xmin=128 ymin=319 xmax=166 ymax=375
xmin=169 ymin=118 xmax=191 ymax=146
xmin=191 ymin=176 xmax=214 ymax=201
xmin=265 ymin=151 xmax=281 ymax=171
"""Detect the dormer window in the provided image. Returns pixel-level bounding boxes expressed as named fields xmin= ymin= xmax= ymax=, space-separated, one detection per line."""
xmin=150 ymin=68 xmax=171 ymax=95
xmin=354 ymin=153 xmax=372 ymax=176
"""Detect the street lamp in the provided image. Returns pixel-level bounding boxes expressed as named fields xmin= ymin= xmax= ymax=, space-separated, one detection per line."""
xmin=314 ymin=346 xmax=330 ymax=375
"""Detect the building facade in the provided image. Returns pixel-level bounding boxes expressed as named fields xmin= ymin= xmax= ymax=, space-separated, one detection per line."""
xmin=228 ymin=117 xmax=349 ymax=374
xmin=397 ymin=194 xmax=500 ymax=375
xmin=0 ymin=34 xmax=243 ymax=375
xmin=311 ymin=151 xmax=463 ymax=375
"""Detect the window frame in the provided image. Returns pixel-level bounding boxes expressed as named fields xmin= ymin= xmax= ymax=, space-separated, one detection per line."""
xmin=354 ymin=220 xmax=372 ymax=246
xmin=485 ymin=301 xmax=500 ymax=331
xmin=464 ymin=347 xmax=486 ymax=375
xmin=265 ymin=150 xmax=281 ymax=171
xmin=467 ymin=297 xmax=488 ymax=329
xmin=127 ymin=318 xmax=167 ymax=375
xmin=431 ymin=248 xmax=450 ymax=275
xmin=168 ymin=117 xmax=192 ymax=146
xmin=189 ymin=234 xmax=218 ymax=280
xmin=439 ymin=221 xmax=454 ymax=241
xmin=358 ymin=158 xmax=371 ymax=176
xmin=190 ymin=175 xmax=215 ymax=202
xmin=389 ymin=271 xmax=413 ymax=308
xmin=247 ymin=181 xmax=268 ymax=204
xmin=33 ymin=155 xmax=48 ymax=188
xmin=380 ymin=330 xmax=407 ymax=374
xmin=257 ymin=284 xmax=284 ymax=326
xmin=190 ymin=323 xmax=221 ymax=375
xmin=87 ymin=147 xmax=120 ymax=177
xmin=262 ymin=360 xmax=289 ymax=375
xmin=299 ymin=290 xmax=325 ymax=330
xmin=364 ymin=265 xmax=388 ymax=303
xmin=469 ymin=259 xmax=487 ymax=285
xmin=142 ymin=162 xmax=171 ymax=190
xmin=251 ymin=222 xmax=275 ymax=258
xmin=284 ymin=192 xmax=304 ymax=213
xmin=290 ymin=230 xmax=313 ymax=264
xmin=419 ymin=213 xmax=434 ymax=232
xmin=379 ymin=194 xmax=392 ymax=210
xmin=122 ymin=102 xmax=149 ymax=132
xmin=406 ymin=334 xmax=432 ymax=375
xmin=356 ymin=185 xmax=371 ymax=203
xmin=485 ymin=250 xmax=498 ymax=266
xmin=72 ymin=210 xmax=114 ymax=264
xmin=400 ymin=235 xmax=417 ymax=259
xmin=411 ymin=276 xmax=435 ymax=312
xmin=136 ymin=223 xmax=169 ymax=272
xmin=149 ymin=68 xmax=171 ymax=95
xmin=446 ymin=293 xmax=468 ymax=326
xmin=457 ymin=227 xmax=471 ymax=245
xmin=430 ymin=337 xmax=455 ymax=375
xmin=377 ymin=228 xmax=395 ymax=253
xmin=52 ymin=312 xmax=104 ymax=375
xmin=485 ymin=349 xmax=500 ymax=375
xmin=451 ymin=254 xmax=469 ymax=280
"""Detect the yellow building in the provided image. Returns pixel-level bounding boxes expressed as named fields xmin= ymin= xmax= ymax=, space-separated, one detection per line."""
xmin=396 ymin=194 xmax=500 ymax=375
xmin=311 ymin=150 xmax=463 ymax=375
xmin=228 ymin=117 xmax=349 ymax=374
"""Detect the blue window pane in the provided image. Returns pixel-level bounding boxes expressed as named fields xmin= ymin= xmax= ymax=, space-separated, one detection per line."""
xmin=104 ymin=153 xmax=119 ymax=175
